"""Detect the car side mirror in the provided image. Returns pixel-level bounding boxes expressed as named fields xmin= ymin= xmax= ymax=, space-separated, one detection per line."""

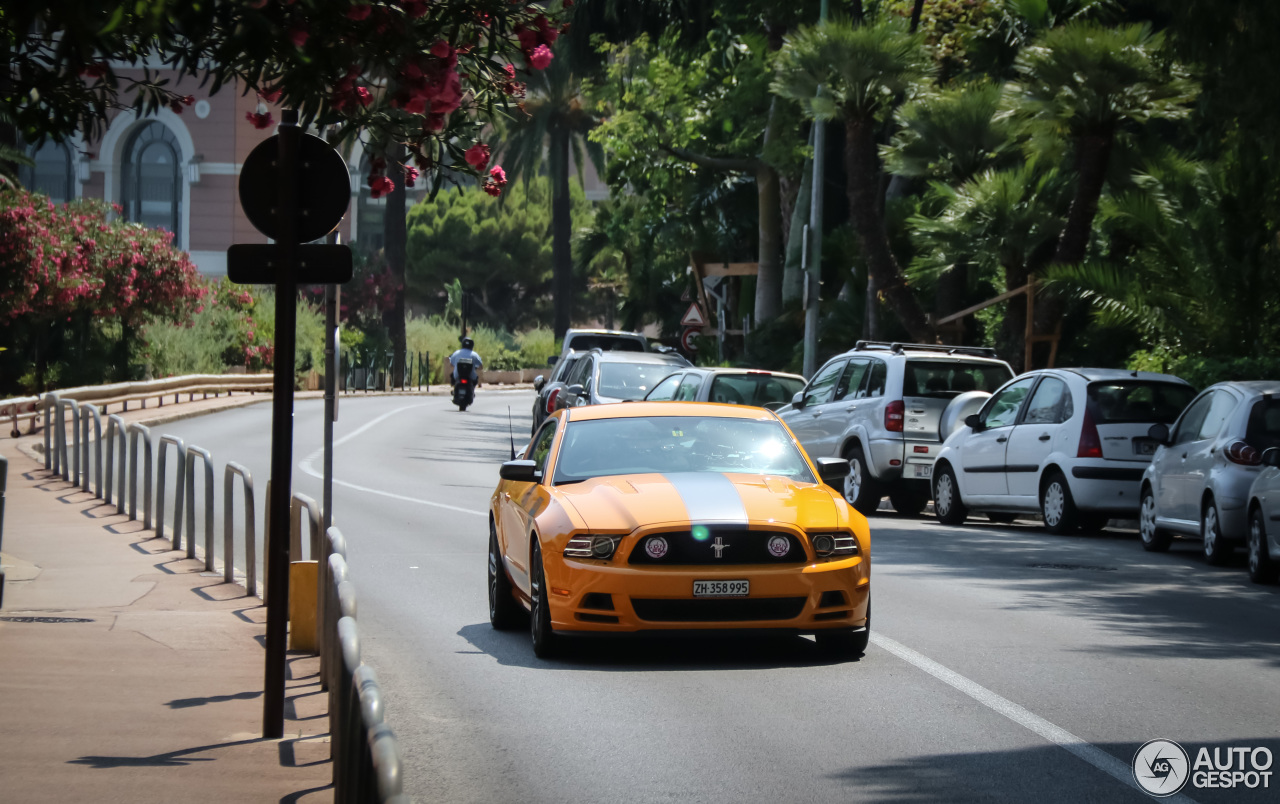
xmin=791 ymin=391 xmax=806 ymax=409
xmin=1262 ymin=447 xmax=1280 ymax=468
xmin=499 ymin=459 xmax=539 ymax=482
xmin=815 ymin=457 xmax=850 ymax=487
xmin=964 ymin=413 xmax=983 ymax=431
xmin=547 ymin=355 xmax=558 ymax=366
xmin=567 ymin=384 xmax=584 ymax=396
xmin=1147 ymin=423 xmax=1170 ymax=445
xmin=533 ymin=374 xmax=545 ymax=391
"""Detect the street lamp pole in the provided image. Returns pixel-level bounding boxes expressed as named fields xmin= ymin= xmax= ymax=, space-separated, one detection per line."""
xmin=802 ymin=0 xmax=830 ymax=378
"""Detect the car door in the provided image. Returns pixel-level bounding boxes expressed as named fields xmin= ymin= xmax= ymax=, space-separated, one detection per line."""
xmin=646 ymin=372 xmax=684 ymax=401
xmin=1176 ymin=389 xmax=1240 ymax=522
xmin=961 ymin=376 xmax=1038 ymax=498
xmin=1151 ymin=391 xmax=1214 ymax=525
xmin=674 ymin=372 xmax=703 ymax=402
xmin=784 ymin=359 xmax=848 ymax=459
xmin=500 ymin=420 xmax=558 ymax=594
xmin=558 ymin=356 xmax=595 ymax=409
xmin=1005 ymin=376 xmax=1073 ymax=503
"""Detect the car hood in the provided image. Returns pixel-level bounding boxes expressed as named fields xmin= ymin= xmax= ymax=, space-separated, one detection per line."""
xmin=555 ymin=472 xmax=840 ymax=533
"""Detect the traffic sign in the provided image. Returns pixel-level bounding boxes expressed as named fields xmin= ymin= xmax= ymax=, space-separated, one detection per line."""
xmin=227 ymin=243 xmax=352 ymax=284
xmin=681 ymin=327 xmax=700 ymax=353
xmin=681 ymin=302 xmax=707 ymax=327
xmin=239 ymin=133 xmax=351 ymax=243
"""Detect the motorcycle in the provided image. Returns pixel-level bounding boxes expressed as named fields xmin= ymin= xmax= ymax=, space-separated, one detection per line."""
xmin=452 ymin=358 xmax=476 ymax=411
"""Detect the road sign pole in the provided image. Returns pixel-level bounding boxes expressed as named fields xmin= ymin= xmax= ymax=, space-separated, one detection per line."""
xmin=323 ymin=278 xmax=337 ymax=535
xmin=263 ymin=109 xmax=301 ymax=739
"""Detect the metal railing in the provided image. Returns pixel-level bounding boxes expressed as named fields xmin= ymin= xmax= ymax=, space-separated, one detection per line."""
xmin=185 ymin=446 xmax=215 ymax=566
xmin=156 ymin=435 xmax=186 ymax=548
xmin=1 ymin=454 xmax=8 ymax=608
xmin=224 ymin=463 xmax=257 ymax=596
xmin=79 ymin=405 xmax=103 ymax=497
xmin=104 ymin=415 xmax=127 ymax=511
xmin=127 ymin=423 xmax=153 ymax=528
xmin=340 ymin=349 xmax=431 ymax=392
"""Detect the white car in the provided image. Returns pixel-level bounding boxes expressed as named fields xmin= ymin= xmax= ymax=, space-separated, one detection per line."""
xmin=1140 ymin=381 xmax=1280 ymax=564
xmin=933 ymin=369 xmax=1195 ymax=532
xmin=1245 ymin=447 xmax=1280 ymax=584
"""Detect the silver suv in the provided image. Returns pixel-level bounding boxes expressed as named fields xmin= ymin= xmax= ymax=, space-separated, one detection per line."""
xmin=778 ymin=341 xmax=1015 ymax=515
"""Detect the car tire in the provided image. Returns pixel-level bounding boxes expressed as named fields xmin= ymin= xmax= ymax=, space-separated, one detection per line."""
xmin=888 ymin=483 xmax=928 ymax=517
xmin=488 ymin=524 xmax=523 ymax=631
xmin=1202 ymin=498 xmax=1234 ymax=566
xmin=1040 ymin=471 xmax=1079 ymax=534
xmin=932 ymin=464 xmax=967 ymax=526
xmin=1139 ymin=485 xmax=1171 ymax=552
xmin=1248 ymin=507 xmax=1279 ymax=584
xmin=529 ymin=539 xmax=559 ymax=658
xmin=986 ymin=512 xmax=1017 ymax=524
xmin=815 ymin=596 xmax=869 ymax=660
xmin=842 ymin=445 xmax=884 ymax=515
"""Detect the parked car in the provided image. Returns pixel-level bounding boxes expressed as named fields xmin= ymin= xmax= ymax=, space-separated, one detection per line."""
xmin=547 ymin=329 xmax=649 ymax=369
xmin=777 ymin=341 xmax=1015 ymax=516
xmin=1245 ymin=446 xmax=1280 ymax=584
xmin=554 ymin=350 xmax=692 ymax=410
xmin=532 ymin=351 xmax=590 ymax=435
xmin=643 ymin=367 xmax=806 ymax=410
xmin=1140 ymin=381 xmax=1280 ymax=564
xmin=932 ymin=369 xmax=1195 ymax=532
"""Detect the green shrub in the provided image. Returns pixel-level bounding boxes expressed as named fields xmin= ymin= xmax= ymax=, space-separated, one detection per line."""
xmin=1129 ymin=347 xmax=1280 ymax=390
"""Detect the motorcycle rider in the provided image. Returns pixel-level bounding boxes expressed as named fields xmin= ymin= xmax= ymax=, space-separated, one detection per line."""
xmin=449 ymin=336 xmax=483 ymax=389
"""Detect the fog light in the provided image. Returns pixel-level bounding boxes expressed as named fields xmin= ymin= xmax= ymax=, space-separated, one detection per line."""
xmin=811 ymin=532 xmax=859 ymax=558
xmin=591 ymin=536 xmax=617 ymax=559
xmin=812 ymin=534 xmax=835 ymax=557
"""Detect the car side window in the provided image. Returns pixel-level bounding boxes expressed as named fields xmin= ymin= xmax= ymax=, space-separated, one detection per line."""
xmin=1197 ymin=391 xmax=1238 ymax=441
xmin=1172 ymin=393 xmax=1215 ymax=445
xmin=648 ymin=374 xmax=682 ymax=401
xmin=982 ymin=377 xmax=1037 ymax=429
xmin=1023 ymin=377 xmax=1073 ymax=425
xmin=569 ymin=358 xmax=593 ymax=388
xmin=864 ymin=360 xmax=888 ymax=398
xmin=803 ymin=360 xmax=847 ymax=406
xmin=837 ymin=359 xmax=871 ymax=401
xmin=530 ymin=421 xmax=557 ymax=475
xmin=675 ymin=374 xmax=702 ymax=401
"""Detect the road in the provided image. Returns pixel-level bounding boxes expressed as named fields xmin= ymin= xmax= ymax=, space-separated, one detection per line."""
xmin=156 ymin=391 xmax=1280 ymax=804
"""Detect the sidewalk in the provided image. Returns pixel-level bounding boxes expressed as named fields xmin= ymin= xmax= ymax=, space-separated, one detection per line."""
xmin=0 ymin=394 xmax=333 ymax=803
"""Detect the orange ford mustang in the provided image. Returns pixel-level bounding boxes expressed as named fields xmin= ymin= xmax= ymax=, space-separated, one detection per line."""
xmin=488 ymin=401 xmax=870 ymax=659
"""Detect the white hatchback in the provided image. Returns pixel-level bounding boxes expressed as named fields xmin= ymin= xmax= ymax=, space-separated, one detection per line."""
xmin=932 ymin=369 xmax=1195 ymax=532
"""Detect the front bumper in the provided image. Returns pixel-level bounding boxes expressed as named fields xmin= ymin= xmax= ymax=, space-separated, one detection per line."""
xmin=545 ymin=554 xmax=869 ymax=635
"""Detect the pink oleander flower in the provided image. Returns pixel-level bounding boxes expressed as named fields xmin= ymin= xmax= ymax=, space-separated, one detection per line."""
xmin=356 ymin=87 xmax=372 ymax=107
xmin=245 ymin=111 xmax=275 ymax=129
xmin=529 ymin=44 xmax=553 ymax=71
xmin=370 ymin=175 xmax=395 ymax=199
xmin=289 ymin=24 xmax=309 ymax=48
xmin=464 ymin=143 xmax=491 ymax=169
xmin=430 ymin=40 xmax=452 ymax=59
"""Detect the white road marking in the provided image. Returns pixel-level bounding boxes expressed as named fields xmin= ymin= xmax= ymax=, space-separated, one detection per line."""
xmin=870 ymin=632 xmax=1200 ymax=803
xmin=298 ymin=403 xmax=488 ymax=518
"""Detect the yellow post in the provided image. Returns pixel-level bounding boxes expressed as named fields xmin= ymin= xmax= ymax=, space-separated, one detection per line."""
xmin=288 ymin=560 xmax=319 ymax=651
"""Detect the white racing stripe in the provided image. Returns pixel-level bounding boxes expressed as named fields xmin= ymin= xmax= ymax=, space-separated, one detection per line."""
xmin=870 ymin=632 xmax=1200 ymax=803
xmin=298 ymin=403 xmax=487 ymax=518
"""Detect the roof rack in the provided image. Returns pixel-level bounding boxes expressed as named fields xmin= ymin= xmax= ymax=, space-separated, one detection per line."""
xmin=853 ymin=340 xmax=1000 ymax=359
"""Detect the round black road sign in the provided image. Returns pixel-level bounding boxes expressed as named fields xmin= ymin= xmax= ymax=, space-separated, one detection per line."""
xmin=239 ymin=133 xmax=351 ymax=243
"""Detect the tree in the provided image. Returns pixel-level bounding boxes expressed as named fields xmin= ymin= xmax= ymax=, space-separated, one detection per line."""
xmin=498 ymin=40 xmax=603 ymax=339
xmin=773 ymin=16 xmax=936 ymax=342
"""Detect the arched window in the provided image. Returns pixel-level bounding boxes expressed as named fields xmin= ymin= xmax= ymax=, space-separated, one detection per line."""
xmin=20 ymin=141 xmax=74 ymax=203
xmin=122 ymin=122 xmax=181 ymax=237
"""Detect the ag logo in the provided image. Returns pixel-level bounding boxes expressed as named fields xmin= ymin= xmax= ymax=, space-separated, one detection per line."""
xmin=1133 ymin=739 xmax=1190 ymax=797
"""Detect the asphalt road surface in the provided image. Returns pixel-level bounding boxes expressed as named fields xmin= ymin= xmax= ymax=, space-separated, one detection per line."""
xmin=156 ymin=391 xmax=1280 ymax=804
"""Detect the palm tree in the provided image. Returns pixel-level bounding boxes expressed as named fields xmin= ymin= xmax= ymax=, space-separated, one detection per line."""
xmin=773 ymin=16 xmax=935 ymax=342
xmin=499 ymin=42 xmax=604 ymax=339
xmin=1003 ymin=22 xmax=1197 ymax=268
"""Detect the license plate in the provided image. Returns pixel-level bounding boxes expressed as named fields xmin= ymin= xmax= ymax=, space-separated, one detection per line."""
xmin=912 ymin=464 xmax=933 ymax=479
xmin=1134 ymin=439 xmax=1158 ymax=456
xmin=693 ymin=579 xmax=749 ymax=597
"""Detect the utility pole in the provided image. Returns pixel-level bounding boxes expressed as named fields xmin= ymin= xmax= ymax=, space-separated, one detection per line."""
xmin=802 ymin=0 xmax=830 ymax=378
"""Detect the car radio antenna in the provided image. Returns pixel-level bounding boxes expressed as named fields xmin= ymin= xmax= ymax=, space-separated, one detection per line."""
xmin=508 ymin=406 xmax=517 ymax=460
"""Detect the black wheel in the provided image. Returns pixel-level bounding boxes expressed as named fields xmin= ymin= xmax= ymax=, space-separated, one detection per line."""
xmin=986 ymin=512 xmax=1017 ymax=524
xmin=815 ymin=596 xmax=869 ymax=659
xmin=1202 ymin=498 xmax=1234 ymax=566
xmin=529 ymin=540 xmax=559 ymax=658
xmin=932 ymin=464 xmax=967 ymax=525
xmin=488 ymin=523 xmax=523 ymax=630
xmin=458 ymin=403 xmax=469 ymax=412
xmin=841 ymin=444 xmax=884 ymax=515
xmin=1248 ymin=507 xmax=1279 ymax=584
xmin=888 ymin=483 xmax=928 ymax=517
xmin=1077 ymin=513 xmax=1110 ymax=532
xmin=1040 ymin=471 xmax=1079 ymax=534
xmin=1139 ymin=485 xmax=1171 ymax=552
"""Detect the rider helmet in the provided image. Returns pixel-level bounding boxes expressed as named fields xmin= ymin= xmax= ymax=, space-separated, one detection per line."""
xmin=461 ymin=337 xmax=475 ymax=350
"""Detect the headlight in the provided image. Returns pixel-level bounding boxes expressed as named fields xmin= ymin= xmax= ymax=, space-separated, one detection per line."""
xmin=810 ymin=532 xmax=859 ymax=558
xmin=564 ymin=535 xmax=621 ymax=560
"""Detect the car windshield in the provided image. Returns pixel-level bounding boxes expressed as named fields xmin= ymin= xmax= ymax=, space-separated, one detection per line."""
xmin=903 ymin=360 xmax=1013 ymax=398
xmin=597 ymin=362 xmax=678 ymax=400
xmin=1088 ymin=381 xmax=1195 ymax=424
xmin=553 ymin=416 xmax=815 ymax=484
xmin=708 ymin=374 xmax=806 ymax=409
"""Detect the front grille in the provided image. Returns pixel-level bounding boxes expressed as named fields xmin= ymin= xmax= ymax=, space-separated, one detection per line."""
xmin=627 ymin=529 xmax=807 ymax=565
xmin=630 ymin=597 xmax=807 ymax=622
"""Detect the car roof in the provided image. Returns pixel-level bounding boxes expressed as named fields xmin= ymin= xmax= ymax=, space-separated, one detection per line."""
xmin=1206 ymin=380 xmax=1280 ymax=395
xmin=1048 ymin=368 xmax=1191 ymax=384
xmin=566 ymin=401 xmax=776 ymax=422
xmin=843 ymin=340 xmax=1005 ymax=362
xmin=682 ymin=367 xmax=806 ymax=381
xmin=594 ymin=351 xmax=688 ymax=364
xmin=564 ymin=329 xmax=646 ymax=339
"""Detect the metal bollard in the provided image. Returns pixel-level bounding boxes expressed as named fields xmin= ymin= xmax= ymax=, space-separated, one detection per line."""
xmin=184 ymin=446 xmax=215 ymax=566
xmin=104 ymin=415 xmax=127 ymax=511
xmin=126 ymin=423 xmax=153 ymax=528
xmin=79 ymin=405 xmax=102 ymax=497
xmin=354 ymin=666 xmax=385 ymax=799
xmin=321 ymin=527 xmax=349 ymax=690
xmin=368 ymin=722 xmax=403 ymax=803
xmin=42 ymin=393 xmax=59 ymax=472
xmin=58 ymin=399 xmax=79 ymax=483
xmin=155 ymin=435 xmax=186 ymax=548
xmin=224 ymin=462 xmax=256 ymax=595
xmin=1 ymin=454 xmax=7 ymax=608
xmin=334 ymin=616 xmax=361 ymax=800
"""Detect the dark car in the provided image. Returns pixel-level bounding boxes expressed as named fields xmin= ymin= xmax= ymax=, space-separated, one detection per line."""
xmin=531 ymin=350 xmax=586 ymax=435
xmin=554 ymin=350 xmax=692 ymax=411
xmin=644 ymin=367 xmax=807 ymax=411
